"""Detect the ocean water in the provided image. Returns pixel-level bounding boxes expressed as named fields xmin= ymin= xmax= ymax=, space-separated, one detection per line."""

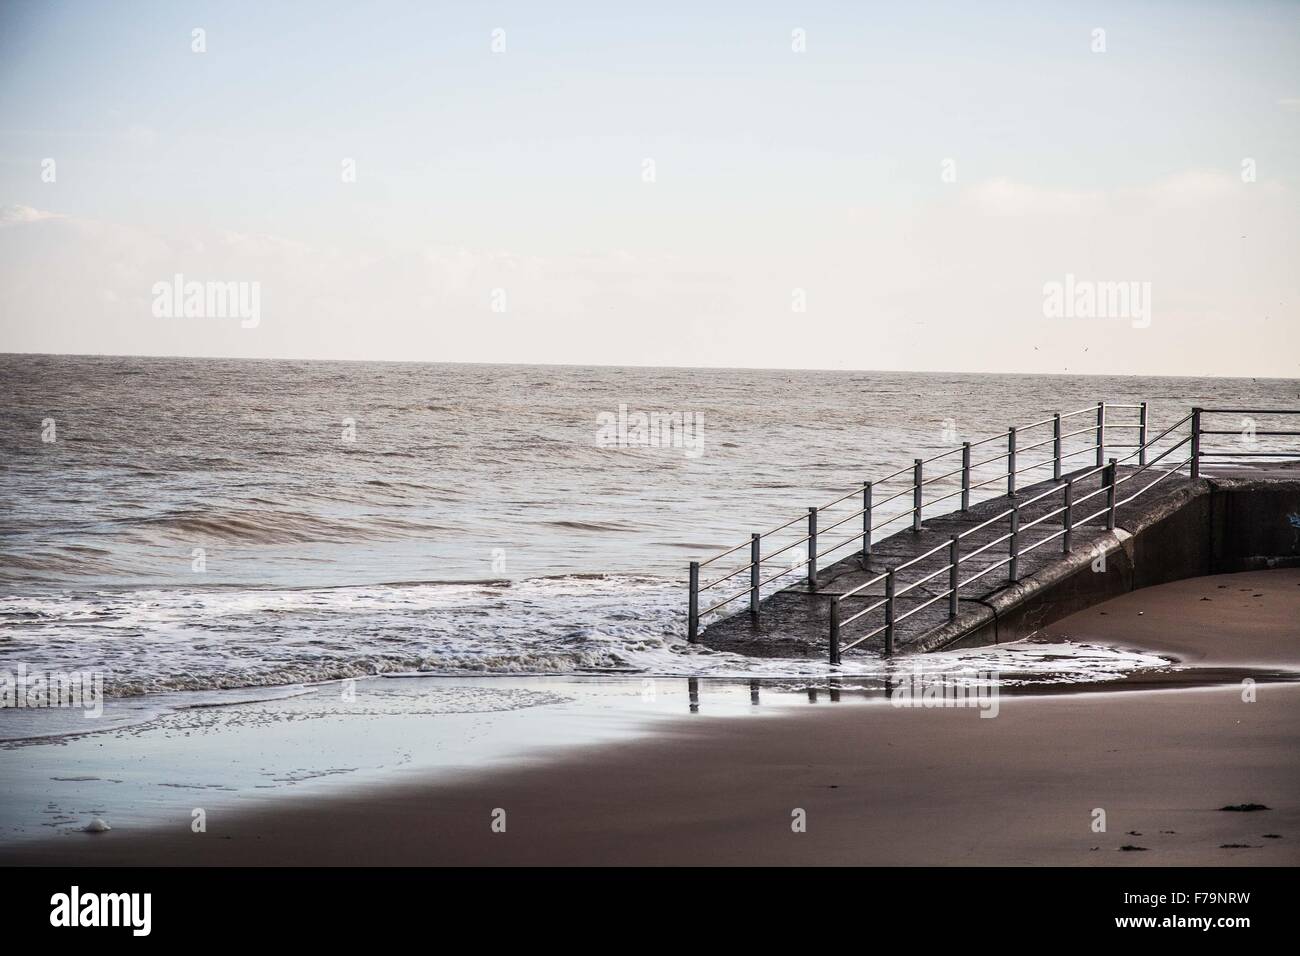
xmin=1 ymin=354 xmax=1296 ymax=695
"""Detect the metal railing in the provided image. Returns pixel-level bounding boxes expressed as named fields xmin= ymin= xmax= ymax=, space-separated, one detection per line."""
xmin=828 ymin=417 xmax=1194 ymax=662
xmin=688 ymin=400 xmax=1145 ymax=640
xmin=687 ymin=403 xmax=1300 ymax=656
xmin=1192 ymin=408 xmax=1300 ymax=468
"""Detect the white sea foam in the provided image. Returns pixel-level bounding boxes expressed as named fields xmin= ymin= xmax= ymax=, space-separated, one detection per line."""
xmin=0 ymin=575 xmax=1170 ymax=699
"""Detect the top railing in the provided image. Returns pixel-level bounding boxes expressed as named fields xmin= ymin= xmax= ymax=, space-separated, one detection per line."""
xmin=1193 ymin=407 xmax=1300 ymax=461
xmin=687 ymin=403 xmax=1300 ymax=652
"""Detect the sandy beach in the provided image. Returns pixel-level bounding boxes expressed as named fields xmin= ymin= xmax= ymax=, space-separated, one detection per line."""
xmin=3 ymin=568 xmax=1297 ymax=867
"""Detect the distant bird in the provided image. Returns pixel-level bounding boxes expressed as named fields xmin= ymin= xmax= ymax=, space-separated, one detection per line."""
xmin=84 ymin=817 xmax=111 ymax=833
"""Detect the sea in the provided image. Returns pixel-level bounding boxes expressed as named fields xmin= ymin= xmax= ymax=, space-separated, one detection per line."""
xmin=2 ymin=353 xmax=1296 ymax=697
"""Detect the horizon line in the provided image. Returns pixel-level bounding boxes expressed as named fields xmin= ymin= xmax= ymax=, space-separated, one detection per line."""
xmin=1 ymin=350 xmax=1293 ymax=384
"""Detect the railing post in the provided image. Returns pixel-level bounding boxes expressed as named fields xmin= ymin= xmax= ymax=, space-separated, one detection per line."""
xmin=912 ymin=458 xmax=923 ymax=532
xmin=1095 ymin=401 xmax=1105 ymax=467
xmin=1007 ymin=426 xmax=1017 ymax=497
xmin=688 ymin=561 xmax=699 ymax=643
xmin=1008 ymin=503 xmax=1020 ymax=582
xmin=1062 ymin=480 xmax=1074 ymax=553
xmin=749 ymin=534 xmax=760 ymax=621
xmin=1138 ymin=401 xmax=1148 ymax=466
xmin=948 ymin=536 xmax=960 ymax=620
xmin=1052 ymin=413 xmax=1062 ymax=481
xmin=1105 ymin=457 xmax=1117 ymax=530
xmin=829 ymin=597 xmax=841 ymax=665
xmin=961 ymin=442 xmax=971 ymax=511
xmin=807 ymin=507 xmax=818 ymax=589
xmin=1190 ymin=407 xmax=1202 ymax=479
xmin=862 ymin=481 xmax=872 ymax=557
xmin=884 ymin=570 xmax=896 ymax=656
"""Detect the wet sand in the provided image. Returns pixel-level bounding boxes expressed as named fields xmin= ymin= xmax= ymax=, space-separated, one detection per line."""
xmin=1039 ymin=567 xmax=1300 ymax=669
xmin=4 ymin=570 xmax=1298 ymax=867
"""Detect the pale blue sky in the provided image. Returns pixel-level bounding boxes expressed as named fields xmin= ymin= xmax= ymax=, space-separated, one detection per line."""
xmin=1 ymin=0 xmax=1297 ymax=375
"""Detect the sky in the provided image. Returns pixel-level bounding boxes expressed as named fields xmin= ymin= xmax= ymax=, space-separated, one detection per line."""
xmin=0 ymin=0 xmax=1297 ymax=377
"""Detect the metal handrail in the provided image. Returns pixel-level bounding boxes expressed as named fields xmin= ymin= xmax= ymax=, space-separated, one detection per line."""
xmin=698 ymin=538 xmax=750 ymax=568
xmin=969 ymin=450 xmax=1010 ymax=469
xmin=694 ymin=403 xmax=1103 ymax=568
xmin=968 ymin=472 xmax=1012 ymax=493
xmin=1142 ymin=411 xmax=1193 ymax=447
xmin=701 ymin=588 xmax=753 ymax=616
xmin=819 ymin=407 xmax=1192 ymax=657
xmin=922 ymin=464 xmax=966 ymax=485
xmin=1058 ymin=406 xmax=1099 ymax=420
xmin=690 ymin=401 xmax=1162 ymax=643
xmin=1018 ymin=527 xmax=1066 ymax=556
xmin=839 ymin=620 xmax=889 ymax=652
xmin=755 ymin=559 xmax=811 ymax=592
xmin=818 ymin=486 xmax=865 ymax=511
xmin=872 ymin=486 xmax=918 ymax=508
xmin=819 ymin=506 xmax=868 ymax=537
xmin=816 ymin=531 xmax=863 ymax=562
xmin=871 ymin=511 xmax=915 ymax=534
xmin=1113 ymin=434 xmax=1191 ymax=483
xmin=955 ymin=506 xmax=1017 ymax=540
xmin=1195 ymin=409 xmax=1300 ymax=461
xmin=894 ymin=562 xmax=954 ymax=597
xmin=1018 ymin=504 xmax=1067 ymax=533
xmin=1058 ymin=445 xmax=1099 ymax=462
xmin=957 ymin=557 xmax=1014 ymax=590
xmin=1200 ymin=430 xmax=1300 ymax=436
xmin=819 ymin=405 xmax=1297 ymax=660
xmin=841 ymin=596 xmax=889 ymax=628
xmin=759 ymin=512 xmax=808 ymax=540
xmin=1199 ymin=407 xmax=1300 ymax=414
xmin=893 ymin=538 xmax=955 ymax=574
xmin=699 ymin=561 xmax=755 ymax=591
xmin=1018 ymin=436 xmax=1056 ymax=453
xmin=760 ymin=534 xmax=812 ymax=565
xmin=1115 ymin=455 xmax=1195 ymax=507
xmin=838 ymin=570 xmax=888 ymax=602
xmin=922 ymin=486 xmax=964 ymax=509
xmin=958 ymin=531 xmax=1015 ymax=563
xmin=892 ymin=588 xmax=956 ymax=626
xmin=826 ymin=415 xmax=1201 ymax=657
xmin=921 ymin=446 xmax=965 ymax=465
